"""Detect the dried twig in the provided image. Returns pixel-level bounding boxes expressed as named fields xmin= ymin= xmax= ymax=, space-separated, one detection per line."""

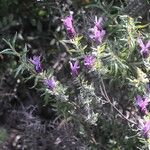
xmin=99 ymin=77 xmax=137 ymax=125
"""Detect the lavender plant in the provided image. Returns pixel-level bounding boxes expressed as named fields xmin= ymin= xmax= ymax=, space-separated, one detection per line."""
xmin=1 ymin=2 xmax=150 ymax=149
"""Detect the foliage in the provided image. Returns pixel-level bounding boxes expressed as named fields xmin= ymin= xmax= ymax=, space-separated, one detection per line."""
xmin=0 ymin=0 xmax=150 ymax=149
xmin=0 ymin=128 xmax=7 ymax=144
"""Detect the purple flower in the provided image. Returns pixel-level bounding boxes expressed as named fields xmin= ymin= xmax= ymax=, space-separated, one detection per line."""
xmin=89 ymin=26 xmax=106 ymax=43
xmin=62 ymin=12 xmax=76 ymax=38
xmin=94 ymin=16 xmax=103 ymax=30
xmin=29 ymin=55 xmax=42 ymax=73
xmin=136 ymin=95 xmax=150 ymax=114
xmin=44 ymin=77 xmax=56 ymax=91
xmin=143 ymin=121 xmax=150 ymax=135
xmin=69 ymin=61 xmax=80 ymax=77
xmin=89 ymin=16 xmax=105 ymax=44
xmin=84 ymin=55 xmax=96 ymax=69
xmin=137 ymin=38 xmax=150 ymax=58
xmin=139 ymin=119 xmax=150 ymax=137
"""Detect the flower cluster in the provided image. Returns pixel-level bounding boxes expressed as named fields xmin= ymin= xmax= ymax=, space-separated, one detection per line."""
xmin=139 ymin=119 xmax=150 ymax=138
xmin=84 ymin=55 xmax=96 ymax=69
xmin=69 ymin=61 xmax=80 ymax=77
xmin=137 ymin=38 xmax=150 ymax=58
xmin=135 ymin=38 xmax=150 ymax=138
xmin=89 ymin=16 xmax=106 ymax=44
xmin=136 ymin=95 xmax=149 ymax=114
xmin=61 ymin=11 xmax=76 ymax=38
xmin=62 ymin=14 xmax=103 ymax=77
xmin=44 ymin=77 xmax=56 ymax=91
xmin=29 ymin=55 xmax=56 ymax=91
xmin=62 ymin=14 xmax=106 ymax=44
xmin=136 ymin=93 xmax=150 ymax=137
xmin=29 ymin=55 xmax=42 ymax=73
xmin=69 ymin=55 xmax=96 ymax=77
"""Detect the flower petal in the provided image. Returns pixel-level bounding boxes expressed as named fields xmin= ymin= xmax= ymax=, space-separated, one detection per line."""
xmin=146 ymin=40 xmax=150 ymax=48
xmin=137 ymin=38 xmax=145 ymax=49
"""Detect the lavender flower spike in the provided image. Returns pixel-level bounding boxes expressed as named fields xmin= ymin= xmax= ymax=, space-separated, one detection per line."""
xmin=94 ymin=16 xmax=103 ymax=30
xmin=136 ymin=95 xmax=150 ymax=114
xmin=29 ymin=55 xmax=42 ymax=73
xmin=84 ymin=55 xmax=96 ymax=69
xmin=89 ymin=26 xmax=105 ymax=44
xmin=44 ymin=77 xmax=56 ymax=91
xmin=69 ymin=60 xmax=80 ymax=77
xmin=62 ymin=11 xmax=76 ymax=38
xmin=137 ymin=38 xmax=150 ymax=58
xmin=143 ymin=120 xmax=150 ymax=135
xmin=139 ymin=119 xmax=150 ymax=137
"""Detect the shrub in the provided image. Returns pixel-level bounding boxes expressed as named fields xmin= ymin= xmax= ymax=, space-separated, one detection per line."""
xmin=1 ymin=0 xmax=150 ymax=149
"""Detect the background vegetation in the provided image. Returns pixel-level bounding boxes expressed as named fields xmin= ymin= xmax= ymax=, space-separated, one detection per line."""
xmin=0 ymin=0 xmax=150 ymax=149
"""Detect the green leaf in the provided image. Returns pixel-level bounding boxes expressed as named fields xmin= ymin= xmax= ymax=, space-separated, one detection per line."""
xmin=21 ymin=44 xmax=28 ymax=62
xmin=2 ymin=38 xmax=20 ymax=57
xmin=24 ymin=74 xmax=35 ymax=82
xmin=0 ymin=49 xmax=16 ymax=55
xmin=3 ymin=38 xmax=14 ymax=51
xmin=30 ymin=76 xmax=39 ymax=89
xmin=15 ymin=64 xmax=23 ymax=77
xmin=12 ymin=32 xmax=17 ymax=47
xmin=136 ymin=24 xmax=150 ymax=29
